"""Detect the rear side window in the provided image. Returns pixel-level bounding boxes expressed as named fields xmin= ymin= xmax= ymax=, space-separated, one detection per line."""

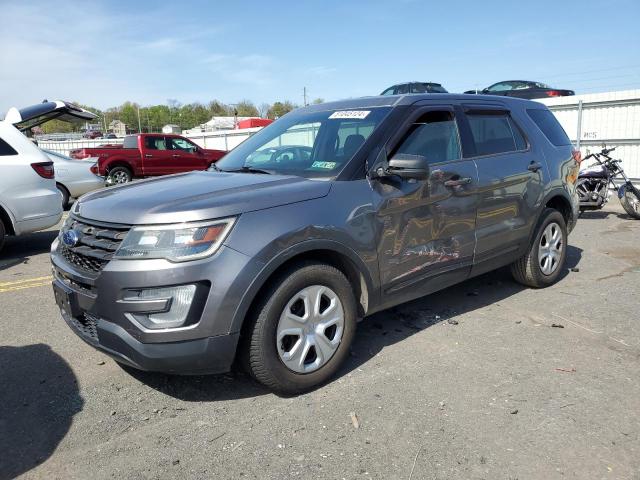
xmin=466 ymin=113 xmax=527 ymax=156
xmin=0 ymin=137 xmax=18 ymax=156
xmin=394 ymin=111 xmax=462 ymax=164
xmin=123 ymin=136 xmax=137 ymax=148
xmin=527 ymin=109 xmax=571 ymax=146
xmin=144 ymin=137 xmax=167 ymax=150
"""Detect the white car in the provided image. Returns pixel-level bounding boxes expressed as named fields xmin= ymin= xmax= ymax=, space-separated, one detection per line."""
xmin=0 ymin=100 xmax=96 ymax=250
xmin=43 ymin=150 xmax=105 ymax=208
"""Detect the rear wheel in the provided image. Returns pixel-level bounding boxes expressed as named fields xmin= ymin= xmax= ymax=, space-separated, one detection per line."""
xmin=242 ymin=262 xmax=357 ymax=394
xmin=511 ymin=208 xmax=567 ymax=288
xmin=56 ymin=183 xmax=70 ymax=209
xmin=0 ymin=219 xmax=5 ymax=252
xmin=619 ymin=184 xmax=640 ymax=219
xmin=107 ymin=166 xmax=132 ymax=185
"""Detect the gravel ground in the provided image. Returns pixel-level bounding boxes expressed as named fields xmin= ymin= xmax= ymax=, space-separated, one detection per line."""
xmin=1 ymin=203 xmax=639 ymax=480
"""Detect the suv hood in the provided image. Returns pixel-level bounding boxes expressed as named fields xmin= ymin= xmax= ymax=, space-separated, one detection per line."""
xmin=5 ymin=100 xmax=97 ymax=131
xmin=75 ymin=171 xmax=332 ymax=225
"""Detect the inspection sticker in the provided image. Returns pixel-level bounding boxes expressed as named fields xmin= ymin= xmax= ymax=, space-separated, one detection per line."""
xmin=329 ymin=110 xmax=370 ymax=120
xmin=311 ymin=161 xmax=337 ymax=169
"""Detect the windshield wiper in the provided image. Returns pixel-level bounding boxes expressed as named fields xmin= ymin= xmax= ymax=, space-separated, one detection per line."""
xmin=224 ymin=166 xmax=272 ymax=175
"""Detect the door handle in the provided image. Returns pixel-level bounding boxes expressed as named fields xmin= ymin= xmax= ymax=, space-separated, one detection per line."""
xmin=528 ymin=162 xmax=542 ymax=172
xmin=172 ymin=154 xmax=180 ymax=158
xmin=144 ymin=154 xmax=153 ymax=158
xmin=444 ymin=177 xmax=472 ymax=187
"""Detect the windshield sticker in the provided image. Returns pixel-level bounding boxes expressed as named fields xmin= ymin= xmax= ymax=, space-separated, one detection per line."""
xmin=329 ymin=110 xmax=371 ymax=120
xmin=311 ymin=161 xmax=337 ymax=169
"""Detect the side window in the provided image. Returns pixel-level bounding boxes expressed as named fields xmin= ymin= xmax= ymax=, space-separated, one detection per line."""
xmin=394 ymin=111 xmax=462 ymax=164
xmin=170 ymin=138 xmax=198 ymax=153
xmin=381 ymin=87 xmax=395 ymax=96
xmin=0 ymin=137 xmax=18 ymax=156
xmin=144 ymin=137 xmax=167 ymax=150
xmin=466 ymin=113 xmax=527 ymax=156
xmin=526 ymin=109 xmax=571 ymax=146
xmin=396 ymin=84 xmax=409 ymax=95
xmin=487 ymin=82 xmax=512 ymax=92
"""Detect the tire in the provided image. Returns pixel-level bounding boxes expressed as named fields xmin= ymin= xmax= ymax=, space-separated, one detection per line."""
xmin=242 ymin=262 xmax=357 ymax=394
xmin=619 ymin=184 xmax=640 ymax=219
xmin=107 ymin=166 xmax=132 ymax=185
xmin=56 ymin=184 xmax=70 ymax=209
xmin=511 ymin=208 xmax=568 ymax=288
xmin=0 ymin=219 xmax=5 ymax=253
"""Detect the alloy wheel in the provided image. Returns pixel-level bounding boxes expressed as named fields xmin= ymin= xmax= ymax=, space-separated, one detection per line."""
xmin=111 ymin=171 xmax=130 ymax=184
xmin=276 ymin=285 xmax=345 ymax=374
xmin=538 ymin=222 xmax=563 ymax=275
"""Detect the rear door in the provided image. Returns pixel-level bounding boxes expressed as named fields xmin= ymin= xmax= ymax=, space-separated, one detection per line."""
xmin=167 ymin=137 xmax=209 ymax=172
xmin=458 ymin=104 xmax=545 ymax=275
xmin=141 ymin=136 xmax=173 ymax=175
xmin=374 ymin=105 xmax=479 ymax=305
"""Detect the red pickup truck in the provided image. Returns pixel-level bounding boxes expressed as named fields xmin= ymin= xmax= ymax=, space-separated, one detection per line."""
xmin=70 ymin=133 xmax=226 ymax=184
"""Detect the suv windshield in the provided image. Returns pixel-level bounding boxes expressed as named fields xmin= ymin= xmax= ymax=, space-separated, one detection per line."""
xmin=216 ymin=107 xmax=391 ymax=179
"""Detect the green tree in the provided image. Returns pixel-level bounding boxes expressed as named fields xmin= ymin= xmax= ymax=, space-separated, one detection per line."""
xmin=207 ymin=100 xmax=229 ymax=117
xmin=267 ymin=101 xmax=296 ymax=119
xmin=234 ymin=100 xmax=259 ymax=117
xmin=312 ymin=98 xmax=325 ymax=104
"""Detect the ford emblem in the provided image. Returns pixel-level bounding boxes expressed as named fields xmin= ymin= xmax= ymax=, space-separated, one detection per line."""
xmin=62 ymin=229 xmax=80 ymax=248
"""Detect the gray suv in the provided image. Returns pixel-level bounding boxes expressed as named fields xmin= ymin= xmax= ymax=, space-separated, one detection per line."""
xmin=51 ymin=94 xmax=580 ymax=393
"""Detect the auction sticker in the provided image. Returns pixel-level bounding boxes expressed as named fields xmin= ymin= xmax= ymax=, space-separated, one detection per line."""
xmin=329 ymin=110 xmax=370 ymax=119
xmin=311 ymin=161 xmax=337 ymax=169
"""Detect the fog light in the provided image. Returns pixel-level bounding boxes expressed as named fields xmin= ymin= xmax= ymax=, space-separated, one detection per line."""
xmin=125 ymin=284 xmax=196 ymax=329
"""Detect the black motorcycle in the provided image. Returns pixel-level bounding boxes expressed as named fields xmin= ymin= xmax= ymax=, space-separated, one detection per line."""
xmin=577 ymin=146 xmax=640 ymax=219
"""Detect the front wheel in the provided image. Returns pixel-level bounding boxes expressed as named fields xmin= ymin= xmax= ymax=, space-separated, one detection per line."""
xmin=511 ymin=208 xmax=568 ymax=288
xmin=242 ymin=262 xmax=357 ymax=394
xmin=106 ymin=166 xmax=132 ymax=185
xmin=619 ymin=184 xmax=640 ymax=219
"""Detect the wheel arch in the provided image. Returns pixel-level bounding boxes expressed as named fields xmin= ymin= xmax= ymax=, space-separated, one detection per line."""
xmin=104 ymin=160 xmax=133 ymax=174
xmin=0 ymin=202 xmax=16 ymax=235
xmin=230 ymin=240 xmax=376 ymax=336
xmin=543 ymin=190 xmax=573 ymax=226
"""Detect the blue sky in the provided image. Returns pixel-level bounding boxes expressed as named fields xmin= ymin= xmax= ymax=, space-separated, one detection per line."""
xmin=1 ymin=0 xmax=639 ymax=113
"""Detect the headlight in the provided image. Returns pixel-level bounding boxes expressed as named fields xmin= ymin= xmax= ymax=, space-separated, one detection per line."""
xmin=115 ymin=218 xmax=236 ymax=262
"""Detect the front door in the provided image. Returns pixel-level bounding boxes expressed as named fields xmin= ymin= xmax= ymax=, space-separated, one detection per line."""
xmin=459 ymin=105 xmax=545 ymax=274
xmin=167 ymin=137 xmax=209 ymax=173
xmin=374 ymin=107 xmax=479 ymax=306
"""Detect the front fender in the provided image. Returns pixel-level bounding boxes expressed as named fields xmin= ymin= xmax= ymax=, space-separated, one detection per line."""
xmin=228 ymin=239 xmax=377 ymax=335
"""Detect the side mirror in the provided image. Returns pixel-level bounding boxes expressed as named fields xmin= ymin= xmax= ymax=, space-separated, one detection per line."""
xmin=386 ymin=154 xmax=429 ymax=180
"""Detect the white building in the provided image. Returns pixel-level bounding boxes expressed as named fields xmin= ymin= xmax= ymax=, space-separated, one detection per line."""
xmin=537 ymin=89 xmax=640 ymax=180
xmin=162 ymin=124 xmax=181 ymax=134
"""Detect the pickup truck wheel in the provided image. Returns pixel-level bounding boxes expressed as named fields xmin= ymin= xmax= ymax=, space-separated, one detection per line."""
xmin=242 ymin=262 xmax=357 ymax=394
xmin=511 ymin=208 xmax=567 ymax=288
xmin=56 ymin=183 xmax=70 ymax=209
xmin=107 ymin=166 xmax=132 ymax=185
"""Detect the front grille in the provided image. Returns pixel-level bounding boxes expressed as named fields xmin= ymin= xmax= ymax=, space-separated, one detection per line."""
xmin=70 ymin=312 xmax=99 ymax=341
xmin=58 ymin=216 xmax=130 ymax=273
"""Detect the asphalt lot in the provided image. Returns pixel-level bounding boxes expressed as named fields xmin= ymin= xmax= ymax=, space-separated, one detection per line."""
xmin=1 ymin=204 xmax=639 ymax=480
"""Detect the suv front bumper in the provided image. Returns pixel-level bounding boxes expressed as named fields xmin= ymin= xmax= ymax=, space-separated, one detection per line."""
xmin=51 ymin=238 xmax=261 ymax=375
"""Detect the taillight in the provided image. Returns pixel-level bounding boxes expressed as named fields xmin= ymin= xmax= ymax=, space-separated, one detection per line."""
xmin=90 ymin=163 xmax=98 ymax=175
xmin=572 ymin=149 xmax=582 ymax=164
xmin=545 ymin=90 xmax=561 ymax=97
xmin=31 ymin=162 xmax=55 ymax=179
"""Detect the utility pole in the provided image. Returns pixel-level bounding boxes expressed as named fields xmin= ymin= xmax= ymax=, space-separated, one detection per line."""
xmin=137 ymin=105 xmax=142 ymax=133
xmin=303 ymin=87 xmax=308 ymax=106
